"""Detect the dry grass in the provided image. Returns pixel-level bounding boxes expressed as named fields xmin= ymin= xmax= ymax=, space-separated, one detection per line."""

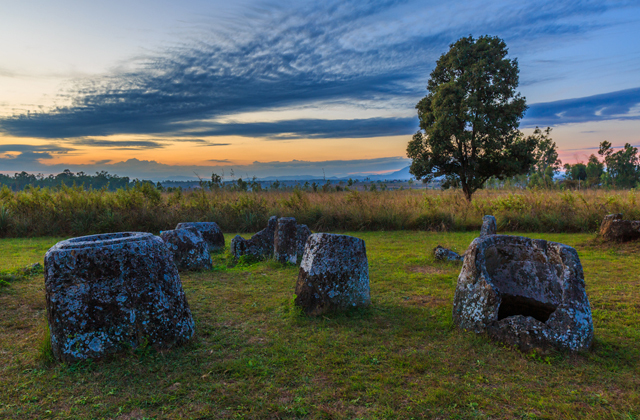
xmin=1 ymin=186 xmax=640 ymax=237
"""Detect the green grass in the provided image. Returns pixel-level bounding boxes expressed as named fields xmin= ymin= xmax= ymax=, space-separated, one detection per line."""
xmin=1 ymin=232 xmax=639 ymax=419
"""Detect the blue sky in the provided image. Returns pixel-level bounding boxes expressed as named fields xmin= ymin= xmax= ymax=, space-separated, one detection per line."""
xmin=0 ymin=0 xmax=639 ymax=180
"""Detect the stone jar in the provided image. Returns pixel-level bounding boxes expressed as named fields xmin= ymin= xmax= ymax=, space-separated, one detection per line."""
xmin=175 ymin=222 xmax=225 ymax=251
xmin=160 ymin=228 xmax=212 ymax=271
xmin=274 ymin=217 xmax=298 ymax=264
xmin=44 ymin=232 xmax=195 ymax=362
xmin=295 ymin=233 xmax=370 ymax=316
xmin=452 ymin=234 xmax=593 ymax=352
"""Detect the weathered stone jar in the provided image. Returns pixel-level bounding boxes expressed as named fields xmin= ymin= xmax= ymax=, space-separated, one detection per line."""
xmin=598 ymin=213 xmax=640 ymax=242
xmin=160 ymin=228 xmax=212 ymax=271
xmin=295 ymin=233 xmax=370 ymax=316
xmin=274 ymin=217 xmax=298 ymax=264
xmin=44 ymin=232 xmax=195 ymax=363
xmin=231 ymin=216 xmax=277 ymax=260
xmin=175 ymin=222 xmax=225 ymax=251
xmin=452 ymin=235 xmax=593 ymax=352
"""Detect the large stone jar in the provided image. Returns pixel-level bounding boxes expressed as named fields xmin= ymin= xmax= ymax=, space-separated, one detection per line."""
xmin=452 ymin=234 xmax=593 ymax=352
xmin=44 ymin=232 xmax=195 ymax=362
xmin=295 ymin=233 xmax=370 ymax=316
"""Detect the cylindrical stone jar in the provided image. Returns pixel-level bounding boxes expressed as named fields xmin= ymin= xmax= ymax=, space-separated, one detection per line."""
xmin=44 ymin=232 xmax=195 ymax=362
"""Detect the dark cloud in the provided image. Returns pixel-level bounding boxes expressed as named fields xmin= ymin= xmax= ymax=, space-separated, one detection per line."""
xmin=0 ymin=0 xmax=633 ymax=140
xmin=0 ymin=151 xmax=55 ymax=168
xmin=523 ymin=87 xmax=640 ymax=127
xmin=183 ymin=117 xmax=418 ymax=139
xmin=0 ymin=144 xmax=74 ymax=153
xmin=69 ymin=139 xmax=167 ymax=149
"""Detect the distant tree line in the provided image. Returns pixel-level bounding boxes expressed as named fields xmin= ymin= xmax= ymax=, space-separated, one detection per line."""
xmin=0 ymin=169 xmax=150 ymax=191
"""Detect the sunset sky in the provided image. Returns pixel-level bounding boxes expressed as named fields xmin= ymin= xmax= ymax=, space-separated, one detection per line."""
xmin=1 ymin=0 xmax=639 ymax=180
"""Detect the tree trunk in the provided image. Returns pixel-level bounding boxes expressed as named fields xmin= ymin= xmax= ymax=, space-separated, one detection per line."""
xmin=462 ymin=184 xmax=473 ymax=202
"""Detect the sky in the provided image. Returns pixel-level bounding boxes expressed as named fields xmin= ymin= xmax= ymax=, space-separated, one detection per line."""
xmin=0 ymin=0 xmax=639 ymax=180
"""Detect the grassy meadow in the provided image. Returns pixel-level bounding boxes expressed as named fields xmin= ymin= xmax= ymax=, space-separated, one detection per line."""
xmin=1 ymin=231 xmax=639 ymax=419
xmin=1 ymin=186 xmax=640 ymax=238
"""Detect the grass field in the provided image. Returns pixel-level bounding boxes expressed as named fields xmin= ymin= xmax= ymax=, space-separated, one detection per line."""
xmin=1 ymin=231 xmax=639 ymax=419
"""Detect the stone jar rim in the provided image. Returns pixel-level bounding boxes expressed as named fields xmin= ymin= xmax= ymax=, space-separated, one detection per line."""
xmin=52 ymin=232 xmax=154 ymax=250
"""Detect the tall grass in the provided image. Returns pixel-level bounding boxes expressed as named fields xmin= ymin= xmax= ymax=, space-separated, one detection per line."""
xmin=0 ymin=183 xmax=638 ymax=237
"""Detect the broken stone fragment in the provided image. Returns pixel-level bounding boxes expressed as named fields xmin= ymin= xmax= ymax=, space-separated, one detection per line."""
xmin=44 ymin=232 xmax=195 ymax=363
xmin=274 ymin=217 xmax=298 ymax=264
xmin=295 ymin=233 xmax=370 ymax=316
xmin=480 ymin=215 xmax=497 ymax=236
xmin=230 ymin=216 xmax=278 ymax=260
xmin=175 ymin=222 xmax=225 ymax=251
xmin=598 ymin=213 xmax=640 ymax=242
xmin=160 ymin=228 xmax=212 ymax=271
xmin=433 ymin=245 xmax=464 ymax=261
xmin=452 ymin=234 xmax=593 ymax=352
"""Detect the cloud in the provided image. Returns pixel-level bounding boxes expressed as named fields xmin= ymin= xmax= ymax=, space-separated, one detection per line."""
xmin=523 ymin=87 xmax=640 ymax=127
xmin=0 ymin=0 xmax=634 ymax=140
xmin=182 ymin=117 xmax=418 ymax=139
xmin=69 ymin=139 xmax=167 ymax=149
xmin=0 ymin=144 xmax=74 ymax=153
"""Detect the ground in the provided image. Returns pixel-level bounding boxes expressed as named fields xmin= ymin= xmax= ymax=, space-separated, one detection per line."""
xmin=0 ymin=231 xmax=639 ymax=419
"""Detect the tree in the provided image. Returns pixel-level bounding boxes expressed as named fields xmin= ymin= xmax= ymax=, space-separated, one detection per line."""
xmin=407 ymin=35 xmax=537 ymax=201
xmin=585 ymin=155 xmax=604 ymax=186
xmin=598 ymin=141 xmax=639 ymax=188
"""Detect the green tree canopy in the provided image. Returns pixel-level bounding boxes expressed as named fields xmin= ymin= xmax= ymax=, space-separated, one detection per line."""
xmin=599 ymin=141 xmax=640 ymax=188
xmin=407 ymin=35 xmax=537 ymax=201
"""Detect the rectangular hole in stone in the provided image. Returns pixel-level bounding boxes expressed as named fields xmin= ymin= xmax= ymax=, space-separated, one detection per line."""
xmin=497 ymin=294 xmax=557 ymax=323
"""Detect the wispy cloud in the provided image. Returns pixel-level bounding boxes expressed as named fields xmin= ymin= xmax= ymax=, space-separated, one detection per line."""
xmin=69 ymin=139 xmax=167 ymax=150
xmin=0 ymin=0 xmax=634 ymax=141
xmin=0 ymin=144 xmax=74 ymax=153
xmin=523 ymin=87 xmax=640 ymax=127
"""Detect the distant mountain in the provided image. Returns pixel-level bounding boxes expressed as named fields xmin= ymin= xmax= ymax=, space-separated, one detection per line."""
xmin=362 ymin=166 xmax=413 ymax=181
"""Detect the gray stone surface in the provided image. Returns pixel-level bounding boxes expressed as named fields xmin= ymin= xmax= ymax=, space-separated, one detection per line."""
xmin=295 ymin=233 xmax=370 ymax=316
xmin=160 ymin=228 xmax=212 ymax=271
xmin=480 ymin=215 xmax=497 ymax=236
xmin=296 ymin=224 xmax=312 ymax=261
xmin=274 ymin=217 xmax=298 ymax=264
xmin=598 ymin=213 xmax=640 ymax=242
xmin=44 ymin=232 xmax=195 ymax=363
xmin=434 ymin=245 xmax=464 ymax=261
xmin=452 ymin=234 xmax=593 ymax=352
xmin=230 ymin=216 xmax=277 ymax=260
xmin=175 ymin=222 xmax=225 ymax=251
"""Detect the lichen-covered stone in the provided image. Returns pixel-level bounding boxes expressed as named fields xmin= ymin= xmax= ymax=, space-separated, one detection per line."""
xmin=274 ymin=217 xmax=298 ymax=264
xmin=230 ymin=216 xmax=277 ymax=260
xmin=296 ymin=224 xmax=312 ymax=261
xmin=44 ymin=232 xmax=195 ymax=363
xmin=598 ymin=213 xmax=640 ymax=242
xmin=295 ymin=233 xmax=370 ymax=316
xmin=175 ymin=222 xmax=225 ymax=251
xmin=160 ymin=228 xmax=212 ymax=271
xmin=452 ymin=234 xmax=593 ymax=352
xmin=480 ymin=215 xmax=497 ymax=236
xmin=434 ymin=245 xmax=464 ymax=261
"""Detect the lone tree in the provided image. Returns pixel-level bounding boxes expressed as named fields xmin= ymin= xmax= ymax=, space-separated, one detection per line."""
xmin=407 ymin=35 xmax=538 ymax=201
